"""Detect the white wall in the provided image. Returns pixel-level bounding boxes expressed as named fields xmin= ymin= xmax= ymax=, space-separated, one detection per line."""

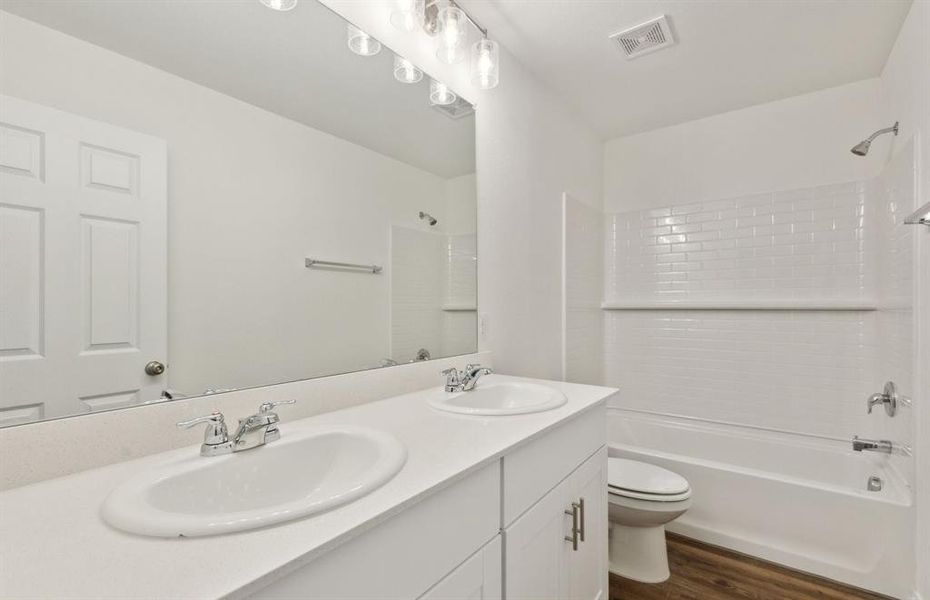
xmin=604 ymin=79 xmax=886 ymax=213
xmin=0 ymin=13 xmax=471 ymax=395
xmin=563 ymin=194 xmax=603 ymax=384
xmin=444 ymin=174 xmax=478 ymax=235
xmin=321 ymin=1 xmax=604 ymax=381
xmin=879 ymin=1 xmax=930 ymax=595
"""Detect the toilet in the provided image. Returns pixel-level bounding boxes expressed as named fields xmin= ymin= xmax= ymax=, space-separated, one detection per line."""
xmin=607 ymin=458 xmax=692 ymax=583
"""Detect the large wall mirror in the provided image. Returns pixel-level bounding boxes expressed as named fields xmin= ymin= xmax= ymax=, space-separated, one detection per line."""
xmin=0 ymin=1 xmax=477 ymax=427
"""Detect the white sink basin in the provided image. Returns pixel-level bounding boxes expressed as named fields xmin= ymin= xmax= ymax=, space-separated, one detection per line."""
xmin=102 ymin=425 xmax=406 ymax=538
xmin=429 ymin=379 xmax=567 ymax=416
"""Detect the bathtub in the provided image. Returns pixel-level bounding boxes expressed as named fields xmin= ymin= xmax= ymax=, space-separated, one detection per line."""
xmin=608 ymin=409 xmax=915 ymax=599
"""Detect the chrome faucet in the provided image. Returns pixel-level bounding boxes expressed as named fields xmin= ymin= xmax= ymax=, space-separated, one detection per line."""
xmin=177 ymin=400 xmax=295 ymax=457
xmin=852 ymin=436 xmax=893 ymax=454
xmin=442 ymin=364 xmax=493 ymax=392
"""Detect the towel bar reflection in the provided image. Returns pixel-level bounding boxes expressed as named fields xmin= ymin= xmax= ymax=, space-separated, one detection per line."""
xmin=305 ymin=258 xmax=383 ymax=273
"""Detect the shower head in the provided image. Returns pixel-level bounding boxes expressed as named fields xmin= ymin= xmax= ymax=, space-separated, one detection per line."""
xmin=851 ymin=121 xmax=899 ymax=156
xmin=850 ymin=140 xmax=872 ymax=156
xmin=419 ymin=211 xmax=438 ymax=226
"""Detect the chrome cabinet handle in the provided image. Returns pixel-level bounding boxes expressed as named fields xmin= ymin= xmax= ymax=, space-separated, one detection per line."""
xmin=578 ymin=497 xmax=585 ymax=542
xmin=564 ymin=501 xmax=581 ymax=551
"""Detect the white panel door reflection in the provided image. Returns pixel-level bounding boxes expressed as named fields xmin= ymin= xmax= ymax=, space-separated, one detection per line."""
xmin=0 ymin=95 xmax=167 ymax=424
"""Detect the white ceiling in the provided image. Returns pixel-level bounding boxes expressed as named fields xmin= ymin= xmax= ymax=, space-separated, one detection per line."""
xmin=2 ymin=0 xmax=476 ymax=178
xmin=461 ymin=0 xmax=913 ymax=139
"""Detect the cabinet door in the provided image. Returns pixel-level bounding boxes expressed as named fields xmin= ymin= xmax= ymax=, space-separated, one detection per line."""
xmin=419 ymin=536 xmax=501 ymax=600
xmin=504 ymin=473 xmax=572 ymax=599
xmin=567 ymin=447 xmax=608 ymax=600
xmin=504 ymin=447 xmax=607 ymax=600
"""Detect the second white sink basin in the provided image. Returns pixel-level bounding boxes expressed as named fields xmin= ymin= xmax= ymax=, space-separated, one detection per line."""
xmin=102 ymin=425 xmax=406 ymax=538
xmin=429 ymin=378 xmax=567 ymax=416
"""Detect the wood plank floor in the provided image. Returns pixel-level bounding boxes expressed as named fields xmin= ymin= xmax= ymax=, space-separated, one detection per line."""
xmin=609 ymin=533 xmax=891 ymax=600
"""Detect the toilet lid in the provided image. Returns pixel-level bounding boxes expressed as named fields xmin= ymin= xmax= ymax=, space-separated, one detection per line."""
xmin=608 ymin=458 xmax=690 ymax=496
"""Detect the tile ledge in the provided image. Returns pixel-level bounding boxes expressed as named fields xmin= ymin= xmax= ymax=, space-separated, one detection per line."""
xmin=601 ymin=299 xmax=878 ymax=311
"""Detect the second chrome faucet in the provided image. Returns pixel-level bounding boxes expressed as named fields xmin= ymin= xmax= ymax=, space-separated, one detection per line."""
xmin=442 ymin=364 xmax=493 ymax=392
xmin=177 ymin=399 xmax=295 ymax=457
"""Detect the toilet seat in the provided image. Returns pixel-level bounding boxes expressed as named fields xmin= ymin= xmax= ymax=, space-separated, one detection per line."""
xmin=608 ymin=458 xmax=691 ymax=502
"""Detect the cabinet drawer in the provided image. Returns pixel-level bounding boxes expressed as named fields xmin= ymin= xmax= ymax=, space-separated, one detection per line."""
xmin=502 ymin=403 xmax=606 ymax=525
xmin=250 ymin=461 xmax=500 ymax=599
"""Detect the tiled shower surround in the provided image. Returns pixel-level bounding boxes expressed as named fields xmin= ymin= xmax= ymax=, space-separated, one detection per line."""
xmin=605 ymin=182 xmax=873 ymax=303
xmin=587 ymin=164 xmax=916 ymax=484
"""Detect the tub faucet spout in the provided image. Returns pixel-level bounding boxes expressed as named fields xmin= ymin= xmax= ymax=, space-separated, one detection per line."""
xmin=852 ymin=436 xmax=893 ymax=454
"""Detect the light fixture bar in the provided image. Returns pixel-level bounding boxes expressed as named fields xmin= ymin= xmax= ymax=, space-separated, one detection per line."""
xmin=425 ymin=0 xmax=488 ymax=38
xmin=452 ymin=1 xmax=488 ymax=38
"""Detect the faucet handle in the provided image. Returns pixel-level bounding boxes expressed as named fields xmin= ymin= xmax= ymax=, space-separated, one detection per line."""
xmin=177 ymin=412 xmax=229 ymax=454
xmin=866 ymin=381 xmax=898 ymax=416
xmin=442 ymin=367 xmax=462 ymax=392
xmin=177 ymin=412 xmax=225 ymax=430
xmin=259 ymin=399 xmax=296 ymax=414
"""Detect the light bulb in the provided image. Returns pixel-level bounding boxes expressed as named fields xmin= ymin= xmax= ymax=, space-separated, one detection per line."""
xmin=347 ymin=24 xmax=382 ymax=57
xmin=390 ymin=0 xmax=417 ymax=32
xmin=429 ymin=79 xmax=457 ymax=106
xmin=393 ymin=55 xmax=423 ymax=84
xmin=260 ymin=0 xmax=297 ymax=10
xmin=470 ymin=38 xmax=499 ymax=89
xmin=435 ymin=6 xmax=466 ymax=64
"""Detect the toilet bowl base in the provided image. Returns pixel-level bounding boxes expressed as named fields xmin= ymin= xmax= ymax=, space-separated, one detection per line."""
xmin=608 ymin=522 xmax=671 ymax=583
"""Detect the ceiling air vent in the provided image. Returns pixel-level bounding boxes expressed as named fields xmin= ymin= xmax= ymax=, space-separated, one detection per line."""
xmin=431 ymin=96 xmax=476 ymax=120
xmin=609 ymin=15 xmax=676 ymax=59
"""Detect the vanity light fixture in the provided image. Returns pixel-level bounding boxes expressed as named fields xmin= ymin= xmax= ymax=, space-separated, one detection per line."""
xmin=470 ymin=37 xmax=499 ymax=89
xmin=347 ymin=24 xmax=382 ymax=56
xmin=436 ymin=6 xmax=468 ymax=64
xmin=393 ymin=54 xmax=424 ymax=83
xmin=259 ymin=0 xmax=297 ymax=11
xmin=390 ymin=0 xmax=422 ymax=32
xmin=395 ymin=0 xmax=502 ymax=90
xmin=429 ymin=79 xmax=457 ymax=106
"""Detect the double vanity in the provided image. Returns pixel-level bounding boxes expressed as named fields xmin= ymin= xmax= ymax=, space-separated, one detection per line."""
xmin=0 ymin=374 xmax=616 ymax=599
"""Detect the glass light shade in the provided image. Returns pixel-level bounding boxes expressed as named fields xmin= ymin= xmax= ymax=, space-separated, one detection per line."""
xmin=435 ymin=6 xmax=467 ymax=64
xmin=470 ymin=38 xmax=500 ymax=89
xmin=259 ymin=0 xmax=297 ymax=10
xmin=347 ymin=24 xmax=382 ymax=56
xmin=390 ymin=0 xmax=417 ymax=32
xmin=429 ymin=79 xmax=457 ymax=106
xmin=421 ymin=0 xmax=450 ymax=36
xmin=393 ymin=55 xmax=423 ymax=84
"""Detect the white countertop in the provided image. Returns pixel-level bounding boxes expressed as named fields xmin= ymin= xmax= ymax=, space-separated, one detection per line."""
xmin=0 ymin=375 xmax=616 ymax=600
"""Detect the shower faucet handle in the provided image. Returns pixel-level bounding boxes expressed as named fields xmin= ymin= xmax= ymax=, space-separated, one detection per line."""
xmin=866 ymin=381 xmax=897 ymax=417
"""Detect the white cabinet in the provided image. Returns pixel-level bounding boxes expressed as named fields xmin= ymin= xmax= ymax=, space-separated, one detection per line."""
xmin=505 ymin=447 xmax=608 ymax=600
xmin=251 ymin=404 xmax=608 ymax=600
xmin=419 ymin=536 xmax=502 ymax=600
xmin=251 ymin=462 xmax=500 ymax=600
